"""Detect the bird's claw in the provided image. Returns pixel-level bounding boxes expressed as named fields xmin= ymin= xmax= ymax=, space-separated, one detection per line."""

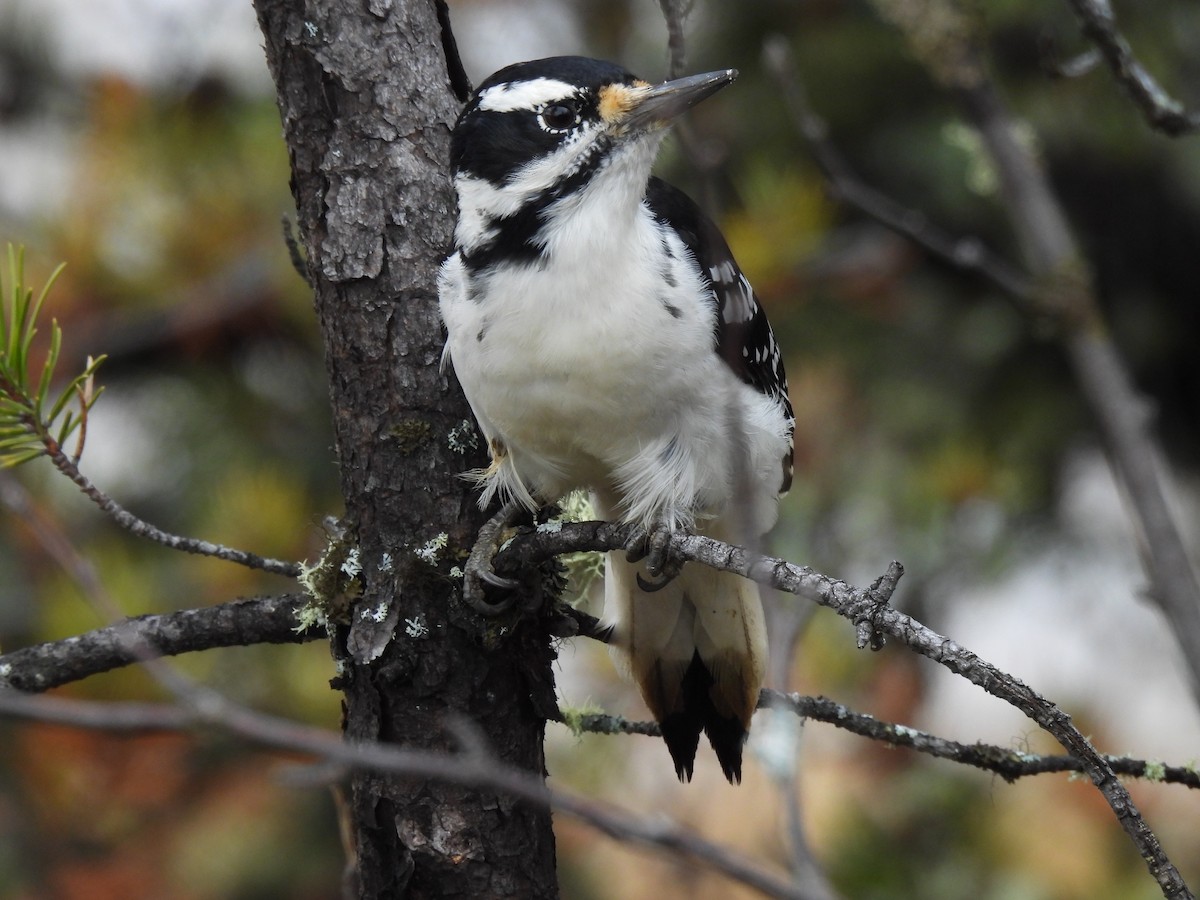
xmin=626 ymin=522 xmax=684 ymax=591
xmin=636 ymin=571 xmax=675 ymax=592
xmin=463 ymin=574 xmax=519 ymax=615
xmin=477 ymin=568 xmax=520 ymax=590
xmin=624 ymin=522 xmax=668 ymax=570
xmin=463 ymin=503 xmax=522 ymax=615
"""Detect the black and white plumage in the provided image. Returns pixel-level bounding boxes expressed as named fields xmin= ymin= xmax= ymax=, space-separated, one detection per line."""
xmin=438 ymin=57 xmax=794 ymax=783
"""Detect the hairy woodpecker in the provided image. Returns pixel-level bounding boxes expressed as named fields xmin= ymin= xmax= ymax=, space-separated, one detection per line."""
xmin=438 ymin=57 xmax=794 ymax=783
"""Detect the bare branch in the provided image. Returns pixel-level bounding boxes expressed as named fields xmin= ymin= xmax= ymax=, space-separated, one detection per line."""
xmin=0 ymin=594 xmax=317 ymax=693
xmin=491 ymin=520 xmax=1193 ymax=899
xmin=570 ymin=690 xmax=1200 ymax=790
xmin=651 ymin=0 xmax=729 ymax=217
xmin=18 ymin=596 xmax=1194 ymax=791
xmin=41 ymin=440 xmax=302 ymax=577
xmin=1 ymin=471 xmax=317 ymax=692
xmin=761 ymin=37 xmax=1034 ymax=303
xmin=1 ymin=510 xmax=1194 ymax=893
xmin=761 ymin=692 xmax=1200 ymax=789
xmin=952 ymin=75 xmax=1200 ymax=704
xmin=656 ymin=0 xmax=693 ymax=79
xmin=1062 ymin=0 xmax=1200 ymax=137
xmin=0 ymin=691 xmax=194 ymax=732
xmin=766 ymin=24 xmax=1200 ymax=708
xmin=0 ymin=672 xmax=811 ymax=900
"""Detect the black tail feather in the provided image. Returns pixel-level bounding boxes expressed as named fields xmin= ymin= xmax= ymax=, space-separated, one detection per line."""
xmin=660 ymin=711 xmax=703 ymax=782
xmin=704 ymin=712 xmax=747 ymax=784
xmin=658 ymin=651 xmax=748 ymax=783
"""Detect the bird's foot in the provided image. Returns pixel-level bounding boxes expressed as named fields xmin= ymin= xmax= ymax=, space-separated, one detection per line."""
xmin=463 ymin=502 xmax=523 ymax=615
xmin=625 ymin=521 xmax=685 ymax=592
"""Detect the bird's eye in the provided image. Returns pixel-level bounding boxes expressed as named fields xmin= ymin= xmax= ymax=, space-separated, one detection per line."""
xmin=539 ymin=101 xmax=580 ymax=131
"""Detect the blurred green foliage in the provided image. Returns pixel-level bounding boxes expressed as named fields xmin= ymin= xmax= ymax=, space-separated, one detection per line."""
xmin=0 ymin=16 xmax=343 ymax=897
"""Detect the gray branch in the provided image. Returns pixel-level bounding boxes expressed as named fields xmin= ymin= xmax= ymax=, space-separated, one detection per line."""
xmin=0 ymin=692 xmax=195 ymax=731
xmin=657 ymin=0 xmax=693 ymax=79
xmin=0 ymin=518 xmax=1192 ymax=893
xmin=766 ymin=23 xmax=1200 ymax=709
xmin=1063 ymin=0 xmax=1200 ymax=136
xmin=0 ymin=677 xmax=810 ymax=900
xmin=0 ymin=594 xmax=317 ymax=692
xmin=8 ymin=593 xmax=1193 ymax=790
xmin=575 ymin=691 xmax=1199 ymax=789
xmin=761 ymin=37 xmax=1034 ymax=303
xmin=491 ymin=520 xmax=1193 ymax=899
xmin=954 ymin=76 xmax=1200 ymax=705
xmin=43 ymin=442 xmax=302 ymax=578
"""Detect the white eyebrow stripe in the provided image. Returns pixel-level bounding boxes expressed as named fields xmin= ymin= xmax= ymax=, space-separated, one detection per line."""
xmin=476 ymin=78 xmax=579 ymax=112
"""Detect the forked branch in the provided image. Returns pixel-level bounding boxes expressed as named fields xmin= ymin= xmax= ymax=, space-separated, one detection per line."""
xmin=489 ymin=520 xmax=1193 ymax=900
xmin=1062 ymin=0 xmax=1200 ymax=136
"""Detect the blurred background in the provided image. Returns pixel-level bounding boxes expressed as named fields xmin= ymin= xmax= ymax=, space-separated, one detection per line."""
xmin=1 ymin=0 xmax=1198 ymax=897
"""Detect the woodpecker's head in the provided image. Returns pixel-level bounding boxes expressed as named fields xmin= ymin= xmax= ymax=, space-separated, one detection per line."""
xmin=451 ymin=57 xmax=735 ymax=180
xmin=448 ymin=57 xmax=735 ymax=265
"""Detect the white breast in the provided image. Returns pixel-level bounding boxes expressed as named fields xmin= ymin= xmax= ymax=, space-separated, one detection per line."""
xmin=439 ymin=144 xmax=788 ymax=531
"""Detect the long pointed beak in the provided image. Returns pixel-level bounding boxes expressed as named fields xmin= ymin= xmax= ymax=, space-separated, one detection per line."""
xmin=617 ymin=69 xmax=738 ymax=131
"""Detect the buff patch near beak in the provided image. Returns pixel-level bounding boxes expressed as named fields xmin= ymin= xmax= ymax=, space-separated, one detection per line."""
xmin=610 ymin=69 xmax=737 ymax=133
xmin=599 ymin=80 xmax=652 ymax=125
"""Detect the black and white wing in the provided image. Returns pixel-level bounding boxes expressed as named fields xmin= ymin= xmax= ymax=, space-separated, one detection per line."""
xmin=645 ymin=176 xmax=795 ymax=494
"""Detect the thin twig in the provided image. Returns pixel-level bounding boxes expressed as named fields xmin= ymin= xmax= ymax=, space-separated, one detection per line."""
xmin=657 ymin=0 xmax=693 ymax=79
xmin=571 ymin=691 xmax=1200 ymax=789
xmin=761 ymin=36 xmax=1034 ymax=302
xmin=0 ymin=472 xmax=314 ymax=692
xmin=43 ymin=439 xmax=302 ymax=578
xmin=654 ymin=0 xmax=725 ymax=216
xmin=0 ymin=691 xmax=194 ymax=732
xmin=762 ymin=692 xmax=1200 ymax=789
xmin=1061 ymin=0 xmax=1200 ymax=136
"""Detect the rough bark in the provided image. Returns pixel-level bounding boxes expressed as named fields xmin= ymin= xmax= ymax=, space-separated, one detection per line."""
xmin=252 ymin=1 xmax=559 ymax=896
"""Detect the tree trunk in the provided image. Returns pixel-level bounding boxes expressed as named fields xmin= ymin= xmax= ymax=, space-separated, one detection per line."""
xmin=252 ymin=1 xmax=560 ymax=896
